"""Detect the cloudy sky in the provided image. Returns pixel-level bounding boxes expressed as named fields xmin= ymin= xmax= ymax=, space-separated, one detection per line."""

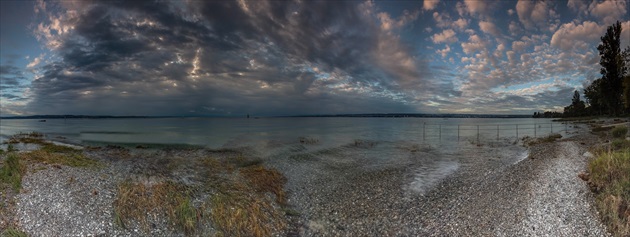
xmin=0 ymin=0 xmax=628 ymax=116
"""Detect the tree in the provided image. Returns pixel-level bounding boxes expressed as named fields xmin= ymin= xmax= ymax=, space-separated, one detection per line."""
xmin=564 ymin=90 xmax=586 ymax=117
xmin=596 ymin=21 xmax=628 ymax=115
xmin=584 ymin=78 xmax=604 ymax=115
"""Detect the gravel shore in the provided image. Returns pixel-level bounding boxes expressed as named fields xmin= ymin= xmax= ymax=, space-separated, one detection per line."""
xmin=1 ymin=125 xmax=610 ymax=236
xmin=272 ymin=129 xmax=609 ymax=236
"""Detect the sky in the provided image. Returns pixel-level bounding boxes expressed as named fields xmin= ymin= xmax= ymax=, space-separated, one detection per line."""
xmin=0 ymin=0 xmax=629 ymax=116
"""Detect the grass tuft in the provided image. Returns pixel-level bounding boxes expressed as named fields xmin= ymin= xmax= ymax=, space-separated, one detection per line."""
xmin=19 ymin=150 xmax=99 ymax=168
xmin=588 ymin=149 xmax=630 ymax=237
xmin=524 ymin=133 xmax=562 ymax=146
xmin=1 ymin=227 xmax=27 ymax=237
xmin=0 ymin=154 xmax=26 ymax=192
xmin=240 ymin=165 xmax=288 ymax=204
xmin=113 ymin=154 xmax=289 ymax=236
xmin=113 ymin=180 xmax=198 ymax=233
xmin=210 ymin=192 xmax=285 ymax=237
xmin=612 ymin=126 xmax=629 ymax=139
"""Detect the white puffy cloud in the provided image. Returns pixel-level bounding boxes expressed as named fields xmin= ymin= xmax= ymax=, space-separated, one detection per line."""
xmin=512 ymin=40 xmax=528 ymax=52
xmin=479 ymin=20 xmax=501 ymax=37
xmin=432 ymin=12 xmax=452 ymax=28
xmin=461 ymin=34 xmax=487 ymax=54
xmin=509 ymin=21 xmax=522 ymax=36
xmin=431 ymin=29 xmax=457 ymax=44
xmin=452 ymin=18 xmax=468 ymax=30
xmin=423 ymin=0 xmax=440 ymax=11
xmin=567 ymin=0 xmax=589 ymax=15
xmin=551 ymin=21 xmax=606 ymax=51
xmin=377 ymin=10 xmax=419 ymax=31
xmin=436 ymin=45 xmax=451 ymax=58
xmin=463 ymin=0 xmax=490 ymax=16
xmin=516 ymin=0 xmax=551 ymax=30
xmin=589 ymin=0 xmax=627 ymax=25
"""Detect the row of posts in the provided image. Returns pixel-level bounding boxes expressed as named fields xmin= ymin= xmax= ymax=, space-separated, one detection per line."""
xmin=422 ymin=122 xmax=569 ymax=142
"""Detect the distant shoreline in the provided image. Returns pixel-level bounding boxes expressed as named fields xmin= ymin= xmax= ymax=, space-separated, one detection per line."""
xmin=1 ymin=113 xmax=533 ymax=119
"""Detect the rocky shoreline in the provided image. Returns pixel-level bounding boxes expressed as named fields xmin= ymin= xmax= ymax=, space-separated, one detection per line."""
xmin=0 ymin=124 xmax=612 ymax=236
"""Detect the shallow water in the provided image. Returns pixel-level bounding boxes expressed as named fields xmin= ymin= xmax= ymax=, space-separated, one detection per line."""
xmin=0 ymin=117 xmax=568 ymax=194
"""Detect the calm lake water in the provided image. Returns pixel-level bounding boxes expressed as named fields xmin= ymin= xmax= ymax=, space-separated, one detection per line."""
xmin=0 ymin=117 xmax=572 ymax=195
xmin=0 ymin=117 xmax=564 ymax=148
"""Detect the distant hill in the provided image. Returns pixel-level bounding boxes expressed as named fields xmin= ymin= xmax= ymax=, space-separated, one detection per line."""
xmin=0 ymin=115 xmax=162 ymax=119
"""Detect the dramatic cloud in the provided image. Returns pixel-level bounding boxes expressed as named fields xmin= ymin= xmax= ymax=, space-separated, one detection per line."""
xmin=0 ymin=0 xmax=628 ymax=116
xmin=550 ymin=21 xmax=606 ymax=51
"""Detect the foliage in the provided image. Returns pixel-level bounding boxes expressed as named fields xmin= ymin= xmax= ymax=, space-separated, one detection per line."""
xmin=583 ymin=21 xmax=630 ymax=116
xmin=588 ymin=149 xmax=630 ymax=236
xmin=564 ymin=90 xmax=587 ymax=117
xmin=545 ymin=21 xmax=630 ymax=118
xmin=612 ymin=126 xmax=628 ymax=139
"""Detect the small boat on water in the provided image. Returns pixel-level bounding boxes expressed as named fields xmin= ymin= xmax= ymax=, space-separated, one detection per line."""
xmin=38 ymin=120 xmax=46 ymax=122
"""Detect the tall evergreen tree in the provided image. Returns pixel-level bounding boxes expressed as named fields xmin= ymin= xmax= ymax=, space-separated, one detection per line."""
xmin=596 ymin=21 xmax=628 ymax=115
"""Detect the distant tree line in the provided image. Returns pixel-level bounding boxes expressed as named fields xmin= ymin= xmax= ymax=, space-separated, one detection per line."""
xmin=534 ymin=21 xmax=630 ymax=118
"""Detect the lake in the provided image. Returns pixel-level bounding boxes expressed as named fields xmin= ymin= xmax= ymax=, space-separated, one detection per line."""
xmin=0 ymin=117 xmax=565 ymax=148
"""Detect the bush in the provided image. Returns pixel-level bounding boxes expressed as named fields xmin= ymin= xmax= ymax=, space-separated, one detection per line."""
xmin=589 ymin=149 xmax=630 ymax=236
xmin=612 ymin=126 xmax=628 ymax=138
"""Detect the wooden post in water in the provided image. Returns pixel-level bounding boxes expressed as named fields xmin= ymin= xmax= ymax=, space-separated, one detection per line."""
xmin=439 ymin=124 xmax=441 ymax=141
xmin=497 ymin=125 xmax=499 ymax=140
xmin=534 ymin=123 xmax=537 ymax=137
xmin=551 ymin=123 xmax=553 ymax=133
xmin=423 ymin=123 xmax=426 ymax=141
xmin=477 ymin=125 xmax=479 ymax=143
xmin=458 ymin=125 xmax=460 ymax=141
xmin=516 ymin=124 xmax=519 ymax=139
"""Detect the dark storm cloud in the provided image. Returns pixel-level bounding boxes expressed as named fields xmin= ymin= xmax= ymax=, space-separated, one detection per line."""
xmin=0 ymin=65 xmax=25 ymax=86
xmin=25 ymin=0 xmax=427 ymax=115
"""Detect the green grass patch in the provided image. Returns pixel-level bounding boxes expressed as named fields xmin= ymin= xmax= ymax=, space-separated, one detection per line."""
xmin=588 ymin=149 xmax=630 ymax=236
xmin=612 ymin=126 xmax=628 ymax=139
xmin=1 ymin=227 xmax=27 ymax=237
xmin=19 ymin=150 xmax=100 ymax=168
xmin=0 ymin=154 xmax=26 ymax=192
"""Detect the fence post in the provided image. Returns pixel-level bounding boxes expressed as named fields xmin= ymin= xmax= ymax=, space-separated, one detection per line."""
xmin=423 ymin=123 xmax=426 ymax=141
xmin=477 ymin=125 xmax=479 ymax=143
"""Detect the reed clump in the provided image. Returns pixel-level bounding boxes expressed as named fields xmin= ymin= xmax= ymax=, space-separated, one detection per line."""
xmin=588 ymin=149 xmax=630 ymax=237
